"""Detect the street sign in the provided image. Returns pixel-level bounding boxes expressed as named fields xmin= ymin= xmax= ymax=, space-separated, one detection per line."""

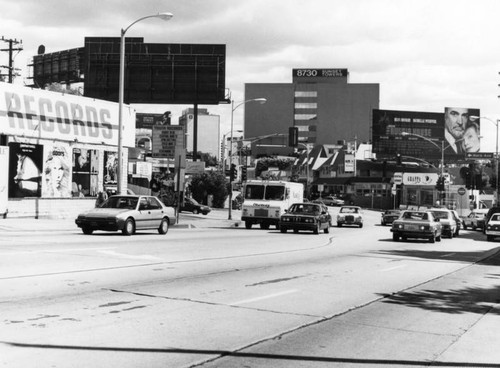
xmin=465 ymin=152 xmax=494 ymax=159
xmin=457 ymin=187 xmax=466 ymax=196
xmin=393 ymin=172 xmax=403 ymax=185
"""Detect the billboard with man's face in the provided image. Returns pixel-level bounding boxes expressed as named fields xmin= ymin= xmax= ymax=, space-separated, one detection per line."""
xmin=444 ymin=107 xmax=480 ymax=154
xmin=372 ymin=108 xmax=480 ymax=163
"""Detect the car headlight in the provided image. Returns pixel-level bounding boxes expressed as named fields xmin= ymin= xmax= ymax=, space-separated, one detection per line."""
xmin=305 ymin=218 xmax=314 ymax=223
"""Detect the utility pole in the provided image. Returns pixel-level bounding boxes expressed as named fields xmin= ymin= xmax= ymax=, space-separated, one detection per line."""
xmin=0 ymin=36 xmax=23 ymax=83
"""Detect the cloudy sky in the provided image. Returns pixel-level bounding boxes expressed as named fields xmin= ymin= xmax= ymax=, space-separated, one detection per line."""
xmin=2 ymin=0 xmax=500 ymax=151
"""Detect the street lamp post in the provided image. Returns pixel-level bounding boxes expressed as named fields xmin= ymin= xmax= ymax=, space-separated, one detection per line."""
xmin=470 ymin=116 xmax=499 ymax=205
xmin=228 ymin=98 xmax=267 ymax=220
xmin=401 ymin=132 xmax=445 ymax=177
xmin=221 ymin=129 xmax=242 ymax=172
xmin=117 ymin=12 xmax=173 ymax=194
xmin=297 ymin=142 xmax=311 ymax=198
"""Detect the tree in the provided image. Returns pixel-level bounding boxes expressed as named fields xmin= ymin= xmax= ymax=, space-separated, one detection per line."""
xmin=45 ymin=82 xmax=81 ymax=95
xmin=188 ymin=171 xmax=228 ymax=208
xmin=186 ymin=151 xmax=218 ymax=167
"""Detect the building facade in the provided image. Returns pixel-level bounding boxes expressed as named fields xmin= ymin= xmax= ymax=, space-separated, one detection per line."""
xmin=244 ymin=68 xmax=379 ymax=157
xmin=179 ymin=108 xmax=220 ymax=160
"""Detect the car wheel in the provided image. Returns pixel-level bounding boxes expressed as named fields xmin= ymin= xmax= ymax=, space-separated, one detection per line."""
xmin=463 ymin=224 xmax=467 ymax=230
xmin=429 ymin=233 xmax=436 ymax=243
xmin=158 ymin=218 xmax=169 ymax=234
xmin=313 ymin=223 xmax=320 ymax=234
xmin=472 ymin=225 xmax=477 ymax=231
xmin=203 ymin=212 xmax=208 ymax=215
xmin=293 ymin=229 xmax=299 ymax=233
xmin=82 ymin=226 xmax=93 ymax=235
xmin=436 ymin=234 xmax=442 ymax=242
xmin=393 ymin=233 xmax=399 ymax=241
xmin=260 ymin=222 xmax=270 ymax=230
xmin=337 ymin=222 xmax=342 ymax=227
xmin=245 ymin=221 xmax=252 ymax=229
xmin=487 ymin=235 xmax=494 ymax=242
xmin=122 ymin=218 xmax=135 ymax=236
xmin=280 ymin=226 xmax=287 ymax=233
xmin=193 ymin=209 xmax=199 ymax=215
xmin=381 ymin=221 xmax=385 ymax=226
xmin=324 ymin=226 xmax=330 ymax=234
xmin=359 ymin=223 xmax=363 ymax=228
xmin=455 ymin=228 xmax=459 ymax=237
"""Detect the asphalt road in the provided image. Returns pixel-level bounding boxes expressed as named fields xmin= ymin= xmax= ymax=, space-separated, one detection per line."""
xmin=1 ymin=210 xmax=498 ymax=367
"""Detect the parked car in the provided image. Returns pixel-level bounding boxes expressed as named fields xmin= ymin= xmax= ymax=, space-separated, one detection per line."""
xmin=321 ymin=195 xmax=345 ymax=206
xmin=181 ymin=197 xmax=211 ymax=215
xmin=337 ymin=205 xmax=363 ymax=228
xmin=484 ymin=206 xmax=500 ymax=233
xmin=429 ymin=209 xmax=457 ymax=238
xmin=75 ymin=195 xmax=176 ymax=235
xmin=279 ymin=202 xmax=331 ymax=234
xmin=381 ymin=209 xmax=401 ymax=226
xmin=485 ymin=212 xmax=500 ymax=241
xmin=391 ymin=210 xmax=442 ymax=243
xmin=462 ymin=209 xmax=488 ymax=231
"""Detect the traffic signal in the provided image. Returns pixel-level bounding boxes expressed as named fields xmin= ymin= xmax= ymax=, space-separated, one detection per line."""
xmin=465 ymin=168 xmax=472 ymax=189
xmin=288 ymin=126 xmax=299 ymax=147
xmin=241 ymin=166 xmax=247 ymax=182
xmin=230 ymin=164 xmax=236 ymax=181
xmin=396 ymin=154 xmax=402 ymax=165
xmin=435 ymin=176 xmax=445 ymax=191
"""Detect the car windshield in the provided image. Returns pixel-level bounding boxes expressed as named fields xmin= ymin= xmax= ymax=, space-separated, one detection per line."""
xmin=101 ymin=196 xmax=138 ymax=210
xmin=289 ymin=204 xmax=321 ymax=215
xmin=340 ymin=207 xmax=359 ymax=214
xmin=432 ymin=211 xmax=450 ymax=220
xmin=491 ymin=214 xmax=500 ymax=221
xmin=402 ymin=211 xmax=429 ymax=220
xmin=244 ymin=184 xmax=285 ymax=200
xmin=385 ymin=210 xmax=400 ymax=215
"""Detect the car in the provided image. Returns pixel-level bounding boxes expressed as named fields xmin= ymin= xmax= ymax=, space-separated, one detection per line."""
xmin=485 ymin=212 xmax=500 ymax=241
xmin=391 ymin=210 xmax=442 ymax=243
xmin=279 ymin=202 xmax=331 ymax=234
xmin=181 ymin=197 xmax=211 ymax=215
xmin=320 ymin=196 xmax=345 ymax=206
xmin=75 ymin=195 xmax=176 ymax=235
xmin=484 ymin=206 xmax=500 ymax=233
xmin=381 ymin=209 xmax=401 ymax=226
xmin=429 ymin=209 xmax=457 ymax=238
xmin=337 ymin=205 xmax=363 ymax=228
xmin=462 ymin=209 xmax=488 ymax=231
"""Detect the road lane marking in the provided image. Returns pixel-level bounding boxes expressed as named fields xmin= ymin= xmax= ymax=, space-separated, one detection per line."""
xmin=380 ymin=265 xmax=406 ymax=272
xmin=97 ymin=250 xmax=163 ymax=261
xmin=230 ymin=289 xmax=298 ymax=306
xmin=0 ymin=247 xmax=117 ymax=256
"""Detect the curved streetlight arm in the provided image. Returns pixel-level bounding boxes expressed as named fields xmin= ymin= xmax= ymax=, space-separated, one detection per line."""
xmin=401 ymin=132 xmax=440 ymax=150
xmin=122 ymin=13 xmax=173 ymax=35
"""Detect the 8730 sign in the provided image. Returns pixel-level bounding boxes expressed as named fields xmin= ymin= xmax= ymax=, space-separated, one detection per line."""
xmin=293 ymin=69 xmax=348 ymax=78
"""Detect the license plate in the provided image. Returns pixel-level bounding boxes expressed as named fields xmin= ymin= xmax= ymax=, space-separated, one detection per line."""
xmin=405 ymin=224 xmax=419 ymax=231
xmin=91 ymin=222 xmax=98 ymax=226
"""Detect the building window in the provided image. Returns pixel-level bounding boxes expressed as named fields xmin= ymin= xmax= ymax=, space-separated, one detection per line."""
xmin=294 ymin=114 xmax=317 ymax=120
xmin=294 ymin=91 xmax=317 ymax=97
xmin=294 ymin=102 xmax=317 ymax=109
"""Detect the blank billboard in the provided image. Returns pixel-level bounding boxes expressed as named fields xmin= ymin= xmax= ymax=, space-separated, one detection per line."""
xmin=83 ymin=37 xmax=226 ymax=105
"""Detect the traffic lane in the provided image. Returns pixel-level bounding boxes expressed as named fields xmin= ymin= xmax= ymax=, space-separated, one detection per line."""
xmin=1 ymin=227 xmax=494 ymax=368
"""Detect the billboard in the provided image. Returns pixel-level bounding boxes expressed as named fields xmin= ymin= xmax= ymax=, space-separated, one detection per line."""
xmin=0 ymin=82 xmax=136 ymax=147
xmin=444 ymin=107 xmax=480 ymax=154
xmin=372 ymin=108 xmax=480 ymax=162
xmin=8 ymin=142 xmax=43 ymax=198
xmin=83 ymin=37 xmax=226 ymax=105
